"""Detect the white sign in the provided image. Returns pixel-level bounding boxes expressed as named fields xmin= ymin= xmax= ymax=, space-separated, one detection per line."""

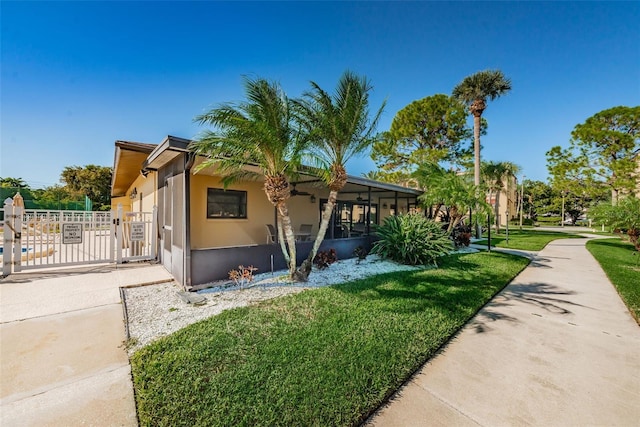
xmin=62 ymin=223 xmax=83 ymax=244
xmin=130 ymin=222 xmax=145 ymax=242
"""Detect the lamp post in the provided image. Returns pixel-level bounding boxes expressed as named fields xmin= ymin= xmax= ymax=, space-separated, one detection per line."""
xmin=561 ymin=190 xmax=566 ymax=228
xmin=519 ymin=175 xmax=525 ymax=230
xmin=505 ymin=210 xmax=510 ymax=244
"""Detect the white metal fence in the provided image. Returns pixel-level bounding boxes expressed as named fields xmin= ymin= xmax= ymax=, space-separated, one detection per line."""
xmin=2 ymin=199 xmax=157 ymax=275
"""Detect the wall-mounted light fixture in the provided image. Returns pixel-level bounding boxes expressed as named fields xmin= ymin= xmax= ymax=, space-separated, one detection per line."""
xmin=310 ymin=194 xmax=316 ymax=203
xmin=129 ymin=188 xmax=138 ymax=200
xmin=382 ymin=202 xmax=388 ymax=209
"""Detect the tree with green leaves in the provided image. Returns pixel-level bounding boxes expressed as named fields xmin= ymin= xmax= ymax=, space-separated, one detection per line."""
xmin=591 ymin=196 xmax=640 ymax=251
xmin=191 ymin=77 xmax=307 ymax=278
xmin=547 ymin=106 xmax=640 ymax=204
xmin=481 ymin=160 xmax=520 ymax=232
xmin=60 ymin=165 xmax=112 ymax=210
xmin=453 ymin=70 xmax=512 ymax=236
xmin=371 ymin=94 xmax=472 ymax=181
xmin=521 ymin=179 xmax=553 ymax=220
xmin=294 ymin=71 xmax=385 ymax=280
xmin=0 ymin=177 xmax=29 ymax=189
xmin=414 ymin=163 xmax=490 ymax=233
xmin=33 ymin=185 xmax=79 ymax=210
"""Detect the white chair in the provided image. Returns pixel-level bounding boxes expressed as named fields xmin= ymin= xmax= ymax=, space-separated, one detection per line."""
xmin=296 ymin=224 xmax=313 ymax=241
xmin=265 ymin=224 xmax=276 ymax=244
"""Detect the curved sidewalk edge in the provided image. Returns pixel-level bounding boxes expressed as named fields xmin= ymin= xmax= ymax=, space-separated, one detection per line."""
xmin=368 ymin=237 xmax=640 ymax=426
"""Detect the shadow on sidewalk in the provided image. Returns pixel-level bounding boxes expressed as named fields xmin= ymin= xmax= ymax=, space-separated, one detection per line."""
xmin=470 ymin=282 xmax=590 ymax=333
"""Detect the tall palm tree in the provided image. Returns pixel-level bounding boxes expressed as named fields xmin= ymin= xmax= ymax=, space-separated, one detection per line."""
xmin=190 ymin=77 xmax=306 ymax=278
xmin=295 ymin=71 xmax=385 ymax=280
xmin=453 ymin=70 xmax=512 ymax=236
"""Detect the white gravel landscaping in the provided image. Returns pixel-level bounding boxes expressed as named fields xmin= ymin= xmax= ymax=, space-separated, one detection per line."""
xmin=123 ymin=249 xmax=479 ymax=354
xmin=123 ymin=255 xmax=424 ymax=353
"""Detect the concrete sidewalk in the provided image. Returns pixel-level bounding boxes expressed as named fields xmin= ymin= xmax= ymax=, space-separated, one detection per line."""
xmin=369 ymin=238 xmax=640 ymax=426
xmin=0 ymin=263 xmax=173 ymax=427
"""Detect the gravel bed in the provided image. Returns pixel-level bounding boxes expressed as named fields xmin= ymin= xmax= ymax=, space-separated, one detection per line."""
xmin=122 ymin=255 xmax=423 ymax=353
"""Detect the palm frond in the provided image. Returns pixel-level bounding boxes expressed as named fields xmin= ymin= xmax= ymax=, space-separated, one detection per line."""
xmin=453 ymin=69 xmax=511 ymax=104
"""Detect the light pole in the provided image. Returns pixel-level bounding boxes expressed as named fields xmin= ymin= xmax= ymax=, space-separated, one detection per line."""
xmin=561 ymin=190 xmax=566 ymax=228
xmin=505 ymin=210 xmax=509 ymax=244
xmin=519 ymin=175 xmax=525 ymax=229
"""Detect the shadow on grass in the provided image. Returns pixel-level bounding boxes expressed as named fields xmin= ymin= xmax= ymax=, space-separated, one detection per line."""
xmin=334 ymin=252 xmax=525 ymax=318
xmin=588 ymin=239 xmax=637 ymax=253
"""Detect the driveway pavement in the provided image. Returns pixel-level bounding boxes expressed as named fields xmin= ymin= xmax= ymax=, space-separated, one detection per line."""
xmin=369 ymin=237 xmax=640 ymax=426
xmin=0 ymin=263 xmax=173 ymax=427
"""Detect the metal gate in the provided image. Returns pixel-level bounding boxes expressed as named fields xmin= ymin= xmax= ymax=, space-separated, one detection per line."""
xmin=2 ymin=198 xmax=157 ymax=275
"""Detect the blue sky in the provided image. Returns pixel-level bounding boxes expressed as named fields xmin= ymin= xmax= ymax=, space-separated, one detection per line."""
xmin=2 ymin=1 xmax=639 ymax=189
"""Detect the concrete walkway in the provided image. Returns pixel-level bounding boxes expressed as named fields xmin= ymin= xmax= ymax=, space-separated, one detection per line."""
xmin=369 ymin=237 xmax=640 ymax=426
xmin=0 ymin=263 xmax=173 ymax=427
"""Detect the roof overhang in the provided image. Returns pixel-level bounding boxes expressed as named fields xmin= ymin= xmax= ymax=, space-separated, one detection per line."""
xmin=111 ymin=134 xmax=422 ymax=200
xmin=142 ymin=135 xmax=191 ymax=171
xmin=111 ymin=140 xmax=157 ymax=197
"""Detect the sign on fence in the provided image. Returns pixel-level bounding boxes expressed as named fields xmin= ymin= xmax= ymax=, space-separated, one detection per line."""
xmin=2 ymin=202 xmax=157 ymax=274
xmin=130 ymin=222 xmax=145 ymax=241
xmin=62 ymin=223 xmax=83 ymax=244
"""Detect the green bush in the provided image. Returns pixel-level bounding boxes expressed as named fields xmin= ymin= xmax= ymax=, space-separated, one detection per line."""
xmin=590 ymin=197 xmax=640 ymax=251
xmin=371 ymin=213 xmax=452 ymax=266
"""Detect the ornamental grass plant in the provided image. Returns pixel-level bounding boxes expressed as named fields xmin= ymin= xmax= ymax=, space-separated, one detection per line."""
xmin=371 ymin=213 xmax=452 ymax=266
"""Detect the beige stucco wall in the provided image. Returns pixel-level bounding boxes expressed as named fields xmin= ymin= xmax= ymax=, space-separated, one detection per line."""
xmin=493 ymin=176 xmax=519 ymax=226
xmin=190 ymin=174 xmax=281 ymax=249
xmin=188 ymin=173 xmax=406 ymax=249
xmin=111 ymin=171 xmax=157 ymax=214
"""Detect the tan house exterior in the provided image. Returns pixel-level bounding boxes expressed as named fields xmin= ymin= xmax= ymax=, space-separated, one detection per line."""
xmin=488 ymin=175 xmax=519 ymax=227
xmin=111 ymin=136 xmax=422 ymax=289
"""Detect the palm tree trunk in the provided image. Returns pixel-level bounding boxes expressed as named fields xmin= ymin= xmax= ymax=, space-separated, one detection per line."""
xmin=296 ymin=190 xmax=338 ymax=280
xmin=473 ymin=113 xmax=482 ymax=238
xmin=276 ymin=214 xmax=290 ymax=264
xmin=447 ymin=206 xmax=459 ymax=233
xmin=276 ymin=203 xmax=297 ymax=278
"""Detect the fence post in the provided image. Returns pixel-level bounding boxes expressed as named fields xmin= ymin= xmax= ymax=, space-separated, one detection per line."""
xmin=116 ymin=204 xmax=123 ymax=264
xmin=13 ymin=206 xmax=23 ymax=273
xmin=109 ymin=209 xmax=116 ymax=262
xmin=151 ymin=205 xmax=158 ymax=261
xmin=3 ymin=198 xmax=13 ymax=276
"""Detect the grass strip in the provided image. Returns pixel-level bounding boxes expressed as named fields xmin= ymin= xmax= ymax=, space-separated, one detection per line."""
xmin=476 ymin=229 xmax=584 ymax=251
xmin=586 ymin=238 xmax=640 ymax=323
xmin=131 ymin=252 xmax=529 ymax=426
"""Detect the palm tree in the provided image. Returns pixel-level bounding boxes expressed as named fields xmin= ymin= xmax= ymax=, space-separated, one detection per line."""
xmin=295 ymin=71 xmax=385 ymax=280
xmin=190 ymin=77 xmax=306 ymax=278
xmin=453 ymin=70 xmax=511 ymax=236
xmin=414 ymin=163 xmax=490 ymax=233
xmin=482 ymin=161 xmax=521 ymax=233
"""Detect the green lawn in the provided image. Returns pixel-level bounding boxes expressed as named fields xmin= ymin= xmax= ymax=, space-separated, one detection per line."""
xmin=587 ymin=238 xmax=640 ymax=323
xmin=131 ymin=252 xmax=529 ymax=427
xmin=476 ymin=229 xmax=584 ymax=251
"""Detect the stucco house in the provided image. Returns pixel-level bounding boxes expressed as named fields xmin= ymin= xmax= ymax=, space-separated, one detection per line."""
xmin=111 ymin=136 xmax=422 ymax=289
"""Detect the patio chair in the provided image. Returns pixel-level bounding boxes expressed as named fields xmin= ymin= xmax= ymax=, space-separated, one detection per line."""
xmin=297 ymin=224 xmax=313 ymax=241
xmin=265 ymin=224 xmax=276 ymax=244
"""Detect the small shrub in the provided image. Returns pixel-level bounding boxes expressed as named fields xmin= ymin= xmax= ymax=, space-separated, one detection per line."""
xmin=451 ymin=223 xmax=472 ymax=248
xmin=314 ymin=249 xmax=337 ymax=269
xmin=371 ymin=213 xmax=452 ymax=266
xmin=353 ymin=246 xmax=368 ymax=264
xmin=228 ymin=265 xmax=258 ymax=288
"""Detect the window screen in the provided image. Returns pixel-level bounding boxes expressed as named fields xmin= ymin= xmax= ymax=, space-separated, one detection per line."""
xmin=207 ymin=188 xmax=247 ymax=219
